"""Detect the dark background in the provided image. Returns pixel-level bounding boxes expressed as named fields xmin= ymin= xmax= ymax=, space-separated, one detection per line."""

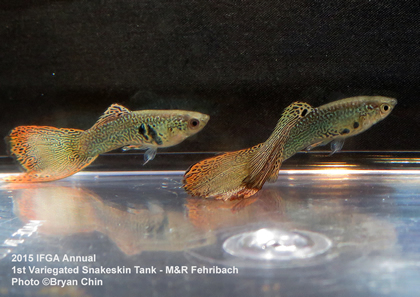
xmin=1 ymin=0 xmax=419 ymax=155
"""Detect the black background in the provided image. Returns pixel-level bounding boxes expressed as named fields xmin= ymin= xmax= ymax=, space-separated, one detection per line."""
xmin=1 ymin=0 xmax=419 ymax=155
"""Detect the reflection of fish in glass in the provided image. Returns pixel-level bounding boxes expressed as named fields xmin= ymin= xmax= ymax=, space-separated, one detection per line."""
xmin=183 ymin=96 xmax=397 ymax=200
xmin=186 ymin=188 xmax=287 ymax=231
xmin=10 ymin=184 xmax=214 ymax=255
xmin=186 ymin=183 xmax=397 ymax=252
xmin=4 ymin=104 xmax=209 ymax=183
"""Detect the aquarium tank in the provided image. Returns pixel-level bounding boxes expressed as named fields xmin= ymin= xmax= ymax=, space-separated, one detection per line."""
xmin=0 ymin=0 xmax=419 ymax=296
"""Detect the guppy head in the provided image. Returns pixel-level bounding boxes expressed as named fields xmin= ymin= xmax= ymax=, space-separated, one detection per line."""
xmin=131 ymin=110 xmax=210 ymax=148
xmin=170 ymin=110 xmax=210 ymax=141
xmin=356 ymin=96 xmax=397 ymax=133
xmin=317 ymin=95 xmax=397 ymax=139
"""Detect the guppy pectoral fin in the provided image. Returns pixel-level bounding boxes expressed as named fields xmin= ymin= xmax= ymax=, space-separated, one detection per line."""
xmin=329 ymin=139 xmax=345 ymax=156
xmin=143 ymin=147 xmax=157 ymax=165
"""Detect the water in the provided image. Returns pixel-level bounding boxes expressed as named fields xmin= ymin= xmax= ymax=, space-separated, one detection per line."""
xmin=0 ymin=163 xmax=419 ymax=296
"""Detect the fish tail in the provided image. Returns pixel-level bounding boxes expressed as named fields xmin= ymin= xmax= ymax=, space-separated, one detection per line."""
xmin=183 ymin=145 xmax=262 ymax=200
xmin=244 ymin=102 xmax=314 ymax=189
xmin=183 ymin=102 xmax=314 ymax=200
xmin=3 ymin=126 xmax=97 ymax=183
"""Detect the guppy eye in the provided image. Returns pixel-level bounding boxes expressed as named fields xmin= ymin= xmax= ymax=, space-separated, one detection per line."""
xmin=189 ymin=118 xmax=200 ymax=129
xmin=381 ymin=104 xmax=390 ymax=112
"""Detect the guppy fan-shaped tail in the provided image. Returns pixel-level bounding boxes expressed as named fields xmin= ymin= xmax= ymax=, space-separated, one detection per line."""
xmin=183 ymin=145 xmax=262 ymax=201
xmin=183 ymin=101 xmax=313 ymax=200
xmin=3 ymin=126 xmax=97 ymax=183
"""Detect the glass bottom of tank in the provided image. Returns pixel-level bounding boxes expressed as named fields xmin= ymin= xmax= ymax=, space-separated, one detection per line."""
xmin=0 ymin=153 xmax=419 ymax=297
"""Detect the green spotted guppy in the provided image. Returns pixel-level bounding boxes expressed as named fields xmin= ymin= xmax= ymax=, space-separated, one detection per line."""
xmin=4 ymin=104 xmax=209 ymax=183
xmin=183 ymin=96 xmax=397 ymax=200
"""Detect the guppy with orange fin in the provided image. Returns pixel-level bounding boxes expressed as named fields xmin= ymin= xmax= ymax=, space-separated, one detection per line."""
xmin=183 ymin=96 xmax=397 ymax=200
xmin=4 ymin=104 xmax=209 ymax=183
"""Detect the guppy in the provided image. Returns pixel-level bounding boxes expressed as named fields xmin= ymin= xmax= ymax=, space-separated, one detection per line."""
xmin=4 ymin=104 xmax=209 ymax=183
xmin=183 ymin=96 xmax=397 ymax=200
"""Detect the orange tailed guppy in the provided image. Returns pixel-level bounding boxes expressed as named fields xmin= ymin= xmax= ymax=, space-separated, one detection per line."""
xmin=183 ymin=96 xmax=397 ymax=200
xmin=4 ymin=104 xmax=209 ymax=183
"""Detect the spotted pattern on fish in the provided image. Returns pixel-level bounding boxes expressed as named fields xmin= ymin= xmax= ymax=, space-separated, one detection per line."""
xmin=281 ymin=96 xmax=397 ymax=161
xmin=183 ymin=96 xmax=397 ymax=200
xmin=183 ymin=102 xmax=312 ymax=200
xmin=245 ymin=102 xmax=315 ymax=189
xmin=4 ymin=104 xmax=209 ymax=183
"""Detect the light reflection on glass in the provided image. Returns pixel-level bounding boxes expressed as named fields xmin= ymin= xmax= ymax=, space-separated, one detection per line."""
xmin=5 ymin=184 xmax=214 ymax=256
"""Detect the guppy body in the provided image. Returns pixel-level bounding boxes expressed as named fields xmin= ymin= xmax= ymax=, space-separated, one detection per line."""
xmin=4 ymin=104 xmax=209 ymax=183
xmin=81 ymin=105 xmax=209 ymax=161
xmin=282 ymin=96 xmax=397 ymax=160
xmin=183 ymin=96 xmax=397 ymax=200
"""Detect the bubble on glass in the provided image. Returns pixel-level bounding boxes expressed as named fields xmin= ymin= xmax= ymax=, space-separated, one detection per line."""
xmin=223 ymin=228 xmax=331 ymax=261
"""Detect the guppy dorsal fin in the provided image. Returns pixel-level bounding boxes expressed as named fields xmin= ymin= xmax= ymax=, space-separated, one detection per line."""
xmin=92 ymin=104 xmax=131 ymax=128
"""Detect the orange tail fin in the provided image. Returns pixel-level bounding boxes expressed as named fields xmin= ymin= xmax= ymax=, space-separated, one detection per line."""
xmin=183 ymin=145 xmax=262 ymax=200
xmin=183 ymin=102 xmax=313 ymax=200
xmin=3 ymin=126 xmax=97 ymax=183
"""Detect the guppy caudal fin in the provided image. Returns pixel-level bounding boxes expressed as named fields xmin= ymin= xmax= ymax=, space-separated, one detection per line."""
xmin=183 ymin=102 xmax=312 ymax=201
xmin=3 ymin=126 xmax=97 ymax=183
xmin=183 ymin=144 xmax=262 ymax=200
